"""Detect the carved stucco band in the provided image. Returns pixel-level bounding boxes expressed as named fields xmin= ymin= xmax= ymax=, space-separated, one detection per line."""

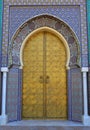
xmin=8 ymin=15 xmax=80 ymax=67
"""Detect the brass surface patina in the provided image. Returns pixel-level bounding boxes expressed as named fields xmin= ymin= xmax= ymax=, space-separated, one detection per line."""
xmin=22 ymin=31 xmax=67 ymax=119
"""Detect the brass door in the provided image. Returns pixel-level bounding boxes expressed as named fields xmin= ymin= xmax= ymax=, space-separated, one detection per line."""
xmin=22 ymin=31 xmax=67 ymax=119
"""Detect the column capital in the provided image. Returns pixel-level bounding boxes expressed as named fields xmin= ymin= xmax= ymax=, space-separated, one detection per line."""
xmin=1 ymin=67 xmax=8 ymax=72
xmin=81 ymin=67 xmax=88 ymax=72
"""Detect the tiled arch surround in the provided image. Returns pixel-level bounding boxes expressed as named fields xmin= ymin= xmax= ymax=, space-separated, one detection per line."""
xmin=9 ymin=15 xmax=80 ymax=67
xmin=1 ymin=0 xmax=88 ymax=123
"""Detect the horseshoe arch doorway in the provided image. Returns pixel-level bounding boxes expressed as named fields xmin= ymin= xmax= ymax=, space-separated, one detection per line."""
xmin=21 ymin=27 xmax=70 ymax=119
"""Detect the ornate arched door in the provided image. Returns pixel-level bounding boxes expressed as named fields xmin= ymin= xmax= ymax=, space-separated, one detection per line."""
xmin=22 ymin=31 xmax=67 ymax=119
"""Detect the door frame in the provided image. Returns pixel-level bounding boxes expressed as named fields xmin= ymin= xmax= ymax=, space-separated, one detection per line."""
xmin=20 ymin=27 xmax=70 ymax=119
xmin=21 ymin=29 xmax=69 ymax=119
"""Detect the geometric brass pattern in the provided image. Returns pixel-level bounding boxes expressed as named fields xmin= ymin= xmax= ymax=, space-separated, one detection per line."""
xmin=22 ymin=31 xmax=67 ymax=119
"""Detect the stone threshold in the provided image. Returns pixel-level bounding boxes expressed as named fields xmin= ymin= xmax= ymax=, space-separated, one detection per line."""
xmin=6 ymin=120 xmax=84 ymax=126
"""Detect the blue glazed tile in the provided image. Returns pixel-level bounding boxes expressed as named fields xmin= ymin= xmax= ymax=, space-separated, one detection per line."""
xmin=9 ymin=5 xmax=81 ymax=42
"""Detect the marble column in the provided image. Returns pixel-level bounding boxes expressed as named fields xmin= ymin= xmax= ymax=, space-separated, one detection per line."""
xmin=0 ymin=67 xmax=8 ymax=125
xmin=82 ymin=67 xmax=90 ymax=125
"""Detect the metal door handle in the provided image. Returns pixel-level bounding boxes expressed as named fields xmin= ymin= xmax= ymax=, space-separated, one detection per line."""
xmin=39 ymin=76 xmax=43 ymax=83
xmin=46 ymin=76 xmax=50 ymax=83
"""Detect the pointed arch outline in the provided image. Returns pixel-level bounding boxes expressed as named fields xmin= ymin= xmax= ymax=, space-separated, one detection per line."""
xmin=20 ymin=27 xmax=70 ymax=69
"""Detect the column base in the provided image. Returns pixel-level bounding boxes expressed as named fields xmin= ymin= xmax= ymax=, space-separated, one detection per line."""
xmin=0 ymin=115 xmax=8 ymax=125
xmin=82 ymin=115 xmax=90 ymax=125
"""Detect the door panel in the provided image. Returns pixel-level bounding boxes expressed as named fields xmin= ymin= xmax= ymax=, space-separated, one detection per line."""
xmin=22 ymin=31 xmax=67 ymax=119
xmin=46 ymin=32 xmax=67 ymax=119
xmin=22 ymin=32 xmax=44 ymax=118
